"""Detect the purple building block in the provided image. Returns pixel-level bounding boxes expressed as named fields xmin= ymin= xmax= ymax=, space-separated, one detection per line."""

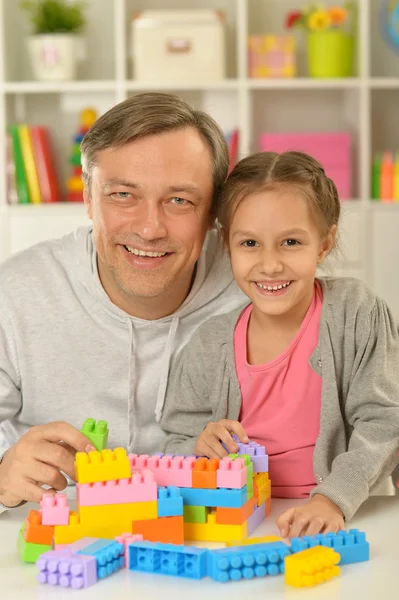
xmin=235 ymin=441 xmax=268 ymax=473
xmin=247 ymin=502 xmax=266 ymax=536
xmin=36 ymin=550 xmax=97 ymax=589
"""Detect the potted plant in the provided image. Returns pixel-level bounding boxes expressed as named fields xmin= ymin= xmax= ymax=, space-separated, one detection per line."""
xmin=20 ymin=0 xmax=87 ymax=82
xmin=286 ymin=3 xmax=356 ymax=78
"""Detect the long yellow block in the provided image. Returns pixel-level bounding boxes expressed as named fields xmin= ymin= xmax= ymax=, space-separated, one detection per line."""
xmin=285 ymin=546 xmax=340 ymax=588
xmin=225 ymin=535 xmax=282 ymax=547
xmin=75 ymin=448 xmax=131 ymax=484
xmin=79 ymin=501 xmax=157 ymax=525
xmin=184 ymin=511 xmax=247 ymax=543
xmin=54 ymin=513 xmax=132 ymax=544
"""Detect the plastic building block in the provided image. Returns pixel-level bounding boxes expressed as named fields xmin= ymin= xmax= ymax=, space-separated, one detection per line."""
xmin=18 ymin=524 xmax=51 ymax=563
xmin=132 ymin=516 xmax=184 ymax=545
xmin=225 ymin=535 xmax=282 ymax=547
xmin=24 ymin=510 xmax=54 ymax=545
xmin=183 ymin=505 xmax=211 ymax=524
xmin=75 ymin=447 xmax=131 ymax=484
xmin=178 ymin=485 xmax=248 ymax=508
xmin=81 ymin=418 xmax=109 ymax=451
xmin=192 ymin=457 xmax=219 ymax=489
xmin=233 ymin=441 xmax=269 ymax=473
xmin=115 ymin=533 xmax=143 ymax=564
xmin=254 ymin=472 xmax=271 ymax=506
xmin=184 ymin=512 xmax=248 ymax=543
xmin=157 ymin=486 xmax=183 ymax=517
xmin=77 ymin=470 xmax=157 ymax=506
xmin=207 ymin=541 xmax=291 ymax=582
xmin=247 ymin=501 xmax=266 ymax=536
xmin=79 ymin=500 xmax=157 ymax=525
xmin=216 ymin=496 xmax=256 ymax=525
xmin=128 ymin=540 xmax=208 ymax=579
xmin=265 ymin=497 xmax=272 ymax=516
xmin=77 ymin=539 xmax=125 ymax=578
xmin=36 ymin=549 xmax=97 ymax=588
xmin=290 ymin=529 xmax=369 ymax=566
xmin=285 ymin=546 xmax=340 ymax=588
xmin=229 ymin=453 xmax=253 ymax=498
xmin=66 ymin=537 xmax=99 ymax=553
xmin=216 ymin=457 xmax=247 ymax=490
xmin=128 ymin=454 xmax=195 ymax=487
xmin=54 ymin=513 xmax=132 ymax=545
xmin=40 ymin=492 xmax=70 ymax=526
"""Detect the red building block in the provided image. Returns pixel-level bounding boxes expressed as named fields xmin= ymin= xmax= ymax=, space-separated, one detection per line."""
xmin=192 ymin=457 xmax=220 ymax=489
xmin=132 ymin=516 xmax=184 ymax=545
xmin=24 ymin=510 xmax=54 ymax=545
xmin=40 ymin=492 xmax=70 ymax=526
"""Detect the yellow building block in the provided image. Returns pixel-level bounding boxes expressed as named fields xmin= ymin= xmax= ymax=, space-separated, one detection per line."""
xmin=254 ymin=472 xmax=271 ymax=506
xmin=54 ymin=512 xmax=132 ymax=545
xmin=75 ymin=447 xmax=131 ymax=484
xmin=79 ymin=501 xmax=157 ymax=525
xmin=225 ymin=535 xmax=282 ymax=547
xmin=285 ymin=546 xmax=340 ymax=588
xmin=184 ymin=511 xmax=247 ymax=543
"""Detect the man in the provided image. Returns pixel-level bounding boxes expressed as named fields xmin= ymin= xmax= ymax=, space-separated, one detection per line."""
xmin=0 ymin=92 xmax=245 ymax=509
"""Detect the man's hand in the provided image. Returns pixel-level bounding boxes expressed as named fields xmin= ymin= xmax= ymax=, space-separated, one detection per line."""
xmin=0 ymin=422 xmax=96 ymax=507
xmin=194 ymin=419 xmax=249 ymax=458
xmin=276 ymin=494 xmax=345 ymax=539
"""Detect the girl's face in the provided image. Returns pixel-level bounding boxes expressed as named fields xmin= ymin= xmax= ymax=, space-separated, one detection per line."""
xmin=228 ymin=187 xmax=335 ymax=323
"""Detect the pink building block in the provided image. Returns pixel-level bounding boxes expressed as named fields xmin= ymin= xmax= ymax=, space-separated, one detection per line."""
xmin=76 ymin=469 xmax=157 ymax=507
xmin=40 ymin=492 xmax=70 ymax=526
xmin=115 ymin=533 xmax=144 ymax=565
xmin=216 ymin=457 xmax=247 ymax=489
xmin=128 ymin=454 xmax=196 ymax=487
xmin=259 ymin=132 xmax=352 ymax=200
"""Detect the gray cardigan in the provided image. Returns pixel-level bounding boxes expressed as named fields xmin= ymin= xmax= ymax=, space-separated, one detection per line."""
xmin=160 ymin=277 xmax=399 ymax=521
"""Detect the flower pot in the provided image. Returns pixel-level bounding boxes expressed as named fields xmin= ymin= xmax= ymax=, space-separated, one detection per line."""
xmin=307 ymin=31 xmax=353 ymax=78
xmin=27 ymin=33 xmax=85 ymax=81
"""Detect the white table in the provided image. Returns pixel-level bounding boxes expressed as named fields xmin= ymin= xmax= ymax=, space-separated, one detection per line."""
xmin=0 ymin=496 xmax=398 ymax=600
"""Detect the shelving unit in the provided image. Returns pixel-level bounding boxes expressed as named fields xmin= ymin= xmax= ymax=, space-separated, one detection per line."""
xmin=0 ymin=0 xmax=399 ymax=316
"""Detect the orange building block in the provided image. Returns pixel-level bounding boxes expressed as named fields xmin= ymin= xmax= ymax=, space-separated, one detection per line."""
xmin=192 ymin=457 xmax=220 ymax=489
xmin=24 ymin=510 xmax=54 ymax=545
xmin=216 ymin=496 xmax=256 ymax=525
xmin=132 ymin=516 xmax=184 ymax=545
xmin=266 ymin=497 xmax=272 ymax=516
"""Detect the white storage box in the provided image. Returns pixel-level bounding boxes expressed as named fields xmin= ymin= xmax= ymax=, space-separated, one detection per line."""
xmin=131 ymin=10 xmax=226 ymax=82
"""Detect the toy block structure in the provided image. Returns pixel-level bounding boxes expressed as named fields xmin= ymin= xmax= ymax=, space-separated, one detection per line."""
xmin=132 ymin=516 xmax=185 ymax=545
xmin=81 ymin=418 xmax=109 ymax=451
xmin=284 ymin=546 xmax=340 ymax=588
xmin=290 ymin=529 xmax=370 ymax=565
xmin=75 ymin=448 xmax=131 ymax=484
xmin=192 ymin=457 xmax=220 ymax=489
xmin=76 ymin=470 xmax=157 ymax=506
xmin=18 ymin=523 xmax=51 ymax=563
xmin=66 ymin=108 xmax=97 ymax=202
xmin=40 ymin=492 xmax=70 ymax=525
xmin=128 ymin=454 xmax=196 ymax=487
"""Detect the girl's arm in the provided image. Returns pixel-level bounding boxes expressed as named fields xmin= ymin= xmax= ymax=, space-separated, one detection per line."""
xmin=159 ymin=314 xmax=242 ymax=455
xmin=312 ymin=296 xmax=399 ymax=520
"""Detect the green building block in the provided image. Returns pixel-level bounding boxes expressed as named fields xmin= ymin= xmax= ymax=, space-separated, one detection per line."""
xmin=17 ymin=524 xmax=51 ymax=563
xmin=81 ymin=418 xmax=109 ymax=451
xmin=229 ymin=453 xmax=253 ymax=500
xmin=183 ymin=505 xmax=211 ymax=524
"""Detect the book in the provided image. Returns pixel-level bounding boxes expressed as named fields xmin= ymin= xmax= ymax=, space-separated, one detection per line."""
xmin=7 ymin=124 xmax=30 ymax=204
xmin=30 ymin=126 xmax=61 ymax=203
xmin=5 ymin=133 xmax=18 ymax=205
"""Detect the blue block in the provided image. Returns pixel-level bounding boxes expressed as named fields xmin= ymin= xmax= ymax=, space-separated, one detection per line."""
xmin=77 ymin=540 xmax=125 ymax=579
xmin=178 ymin=486 xmax=247 ymax=508
xmin=290 ymin=529 xmax=370 ymax=565
xmin=207 ymin=542 xmax=291 ymax=583
xmin=157 ymin=486 xmax=184 ymax=517
xmin=128 ymin=541 xmax=208 ymax=579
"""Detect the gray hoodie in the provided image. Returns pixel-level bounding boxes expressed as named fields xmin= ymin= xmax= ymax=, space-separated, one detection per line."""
xmin=0 ymin=226 xmax=245 ymax=457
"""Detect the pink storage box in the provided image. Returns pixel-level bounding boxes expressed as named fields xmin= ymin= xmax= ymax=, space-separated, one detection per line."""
xmin=259 ymin=133 xmax=352 ymax=200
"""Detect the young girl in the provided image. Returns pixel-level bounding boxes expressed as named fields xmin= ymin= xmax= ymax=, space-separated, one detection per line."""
xmin=160 ymin=151 xmax=399 ymax=539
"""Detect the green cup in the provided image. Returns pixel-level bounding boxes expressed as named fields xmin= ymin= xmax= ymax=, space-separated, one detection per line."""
xmin=307 ymin=30 xmax=354 ymax=77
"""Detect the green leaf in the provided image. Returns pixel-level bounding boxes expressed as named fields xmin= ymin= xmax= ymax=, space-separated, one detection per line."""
xmin=19 ymin=0 xmax=87 ymax=34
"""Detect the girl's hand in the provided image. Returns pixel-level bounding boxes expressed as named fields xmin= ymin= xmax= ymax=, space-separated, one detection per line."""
xmin=276 ymin=494 xmax=345 ymax=539
xmin=194 ymin=420 xmax=249 ymax=458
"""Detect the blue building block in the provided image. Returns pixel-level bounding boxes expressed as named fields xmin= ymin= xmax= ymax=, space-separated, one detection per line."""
xmin=290 ymin=529 xmax=369 ymax=565
xmin=207 ymin=542 xmax=291 ymax=583
xmin=128 ymin=541 xmax=208 ymax=579
xmin=178 ymin=485 xmax=247 ymax=508
xmin=157 ymin=486 xmax=184 ymax=517
xmin=77 ymin=539 xmax=125 ymax=578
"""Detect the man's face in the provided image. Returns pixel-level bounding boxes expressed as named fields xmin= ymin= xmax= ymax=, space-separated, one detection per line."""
xmin=84 ymin=127 xmax=214 ymax=311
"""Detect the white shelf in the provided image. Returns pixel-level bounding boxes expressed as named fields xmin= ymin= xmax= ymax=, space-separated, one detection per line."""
xmin=124 ymin=79 xmax=240 ymax=91
xmin=3 ymin=80 xmax=118 ymax=94
xmin=248 ymin=78 xmax=363 ymax=90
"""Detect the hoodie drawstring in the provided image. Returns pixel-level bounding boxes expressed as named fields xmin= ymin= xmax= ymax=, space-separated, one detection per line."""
xmin=154 ymin=316 xmax=180 ymax=423
xmin=127 ymin=318 xmax=136 ymax=453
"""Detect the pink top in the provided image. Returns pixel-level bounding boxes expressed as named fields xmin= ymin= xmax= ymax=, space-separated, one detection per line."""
xmin=235 ymin=283 xmax=323 ymax=498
